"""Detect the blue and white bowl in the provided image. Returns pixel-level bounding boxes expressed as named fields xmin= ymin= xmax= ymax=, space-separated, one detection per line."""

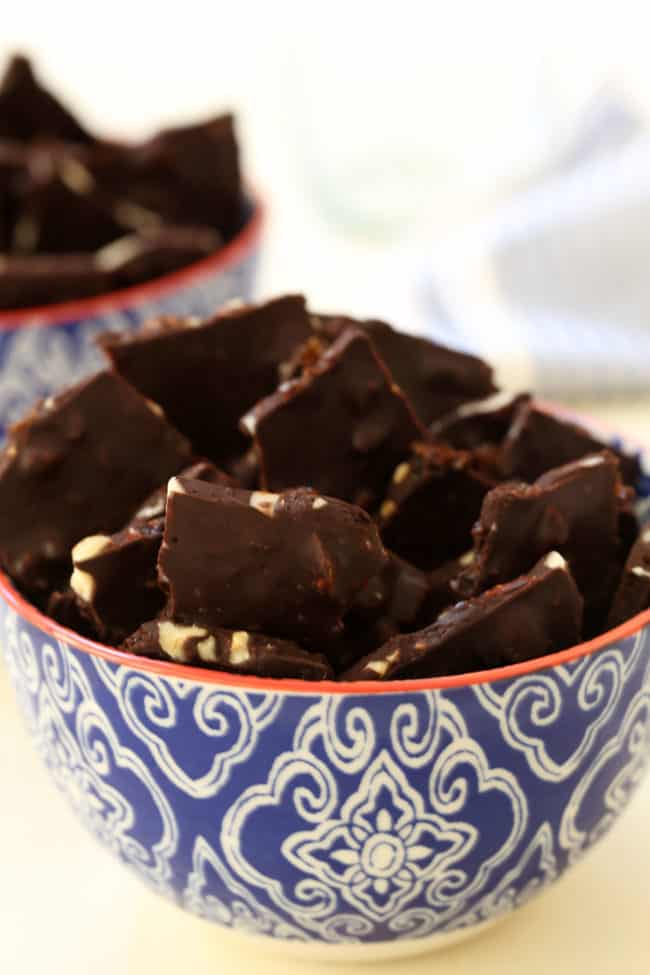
xmin=0 ymin=196 xmax=263 ymax=439
xmin=1 ymin=420 xmax=649 ymax=963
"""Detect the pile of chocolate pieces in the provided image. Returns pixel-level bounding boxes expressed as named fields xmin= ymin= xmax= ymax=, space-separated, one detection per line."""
xmin=0 ymin=295 xmax=646 ymax=682
xmin=0 ymin=55 xmax=242 ymax=309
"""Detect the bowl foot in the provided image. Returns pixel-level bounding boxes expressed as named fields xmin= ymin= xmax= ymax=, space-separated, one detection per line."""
xmin=210 ymin=914 xmax=507 ymax=963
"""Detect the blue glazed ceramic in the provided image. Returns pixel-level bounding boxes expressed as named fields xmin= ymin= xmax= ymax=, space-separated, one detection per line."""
xmin=1 ymin=427 xmax=649 ymax=962
xmin=0 ymin=197 xmax=262 ymax=439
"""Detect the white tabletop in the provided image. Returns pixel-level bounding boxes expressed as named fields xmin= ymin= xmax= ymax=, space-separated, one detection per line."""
xmin=1 ymin=402 xmax=649 ymax=975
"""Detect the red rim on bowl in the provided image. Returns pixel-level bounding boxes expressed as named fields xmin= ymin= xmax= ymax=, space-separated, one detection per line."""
xmin=1 ymin=568 xmax=648 ymax=696
xmin=0 ymin=193 xmax=265 ymax=329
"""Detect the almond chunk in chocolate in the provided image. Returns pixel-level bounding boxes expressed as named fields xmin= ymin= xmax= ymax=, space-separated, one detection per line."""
xmin=158 ymin=479 xmax=386 ymax=649
xmin=0 ymin=370 xmax=191 ymax=592
xmin=99 ymin=295 xmax=312 ymax=464
xmin=242 ymin=328 xmax=426 ymax=508
xmin=377 ymin=442 xmax=494 ymax=570
xmin=342 ymin=553 xmax=583 ymax=681
xmin=122 ymin=620 xmax=333 ymax=680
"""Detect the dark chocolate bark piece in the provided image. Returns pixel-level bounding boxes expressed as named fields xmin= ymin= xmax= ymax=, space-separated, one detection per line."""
xmin=457 ymin=452 xmax=623 ymax=627
xmin=377 ymin=442 xmax=494 ymax=569
xmin=0 ymin=141 xmax=25 ymax=250
xmin=122 ymin=620 xmax=332 ymax=680
xmin=0 ymin=254 xmax=111 ymax=309
xmin=87 ymin=114 xmax=242 ymax=238
xmin=312 ymin=314 xmax=496 ymax=425
xmin=99 ymin=295 xmax=312 ymax=464
xmin=243 ymin=328 xmax=426 ymax=508
xmin=97 ymin=224 xmax=220 ymax=288
xmin=132 ymin=459 xmax=235 ymax=522
xmin=0 ymin=370 xmax=191 ymax=591
xmin=158 ymin=479 xmax=386 ymax=649
xmin=342 ymin=552 xmax=583 ymax=681
xmin=68 ymin=519 xmax=165 ymax=643
xmin=60 ymin=461 xmax=232 ymax=642
xmin=607 ymin=528 xmax=650 ymax=628
xmin=430 ymin=391 xmax=531 ymax=450
xmin=500 ymin=401 xmax=640 ymax=487
xmin=335 ymin=552 xmax=432 ymax=669
xmin=13 ymin=165 xmax=125 ymax=254
xmin=0 ymin=54 xmax=93 ymax=143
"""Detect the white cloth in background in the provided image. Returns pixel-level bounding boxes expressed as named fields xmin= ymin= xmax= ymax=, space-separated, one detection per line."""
xmin=422 ymin=101 xmax=650 ymax=398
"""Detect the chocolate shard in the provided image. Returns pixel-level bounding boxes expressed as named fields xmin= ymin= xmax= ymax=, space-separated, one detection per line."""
xmin=500 ymin=401 xmax=641 ymax=487
xmin=0 ymin=370 xmax=191 ymax=592
xmin=341 ymin=552 xmax=583 ymax=681
xmin=158 ymin=478 xmax=386 ymax=649
xmin=243 ymin=327 xmax=426 ymax=509
xmin=311 ymin=314 xmax=497 ymax=425
xmin=67 ymin=519 xmax=165 ymax=643
xmin=122 ymin=620 xmax=333 ymax=680
xmin=334 ymin=552 xmax=432 ymax=670
xmin=13 ymin=165 xmax=126 ymax=254
xmin=430 ymin=391 xmax=531 ymax=450
xmin=0 ymin=141 xmax=25 ymax=250
xmin=0 ymin=254 xmax=112 ymax=309
xmin=377 ymin=442 xmax=495 ymax=569
xmin=99 ymin=295 xmax=312 ymax=464
xmin=0 ymin=54 xmax=93 ymax=143
xmin=59 ymin=460 xmax=233 ymax=642
xmin=104 ymin=114 xmax=242 ymax=237
xmin=132 ymin=459 xmax=236 ymax=522
xmin=607 ymin=527 xmax=650 ymax=628
xmin=96 ymin=224 xmax=221 ymax=288
xmin=457 ymin=451 xmax=624 ymax=628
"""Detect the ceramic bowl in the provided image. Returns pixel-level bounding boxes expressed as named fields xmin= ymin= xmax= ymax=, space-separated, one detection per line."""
xmin=1 ymin=423 xmax=649 ymax=963
xmin=0 ymin=196 xmax=263 ymax=438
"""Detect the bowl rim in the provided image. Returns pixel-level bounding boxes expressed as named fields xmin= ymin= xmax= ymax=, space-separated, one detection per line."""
xmin=0 ymin=192 xmax=264 ymax=329
xmin=1 ymin=568 xmax=648 ymax=696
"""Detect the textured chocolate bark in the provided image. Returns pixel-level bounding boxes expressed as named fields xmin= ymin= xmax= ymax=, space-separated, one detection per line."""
xmin=457 ymin=452 xmax=624 ymax=627
xmin=430 ymin=392 xmax=531 ymax=449
xmin=67 ymin=519 xmax=165 ymax=643
xmin=100 ymin=295 xmax=312 ymax=464
xmin=0 ymin=370 xmax=191 ymax=591
xmin=158 ymin=479 xmax=386 ymax=649
xmin=500 ymin=401 xmax=640 ymax=486
xmin=122 ymin=619 xmax=333 ymax=680
xmin=377 ymin=442 xmax=494 ymax=569
xmin=607 ymin=528 xmax=650 ymax=628
xmin=311 ymin=314 xmax=497 ymax=425
xmin=342 ymin=553 xmax=583 ymax=681
xmin=243 ymin=328 xmax=426 ymax=508
xmin=0 ymin=55 xmax=93 ymax=143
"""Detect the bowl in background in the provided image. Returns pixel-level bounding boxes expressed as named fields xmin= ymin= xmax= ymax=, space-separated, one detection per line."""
xmin=0 ymin=195 xmax=263 ymax=438
xmin=1 ymin=418 xmax=649 ymax=962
